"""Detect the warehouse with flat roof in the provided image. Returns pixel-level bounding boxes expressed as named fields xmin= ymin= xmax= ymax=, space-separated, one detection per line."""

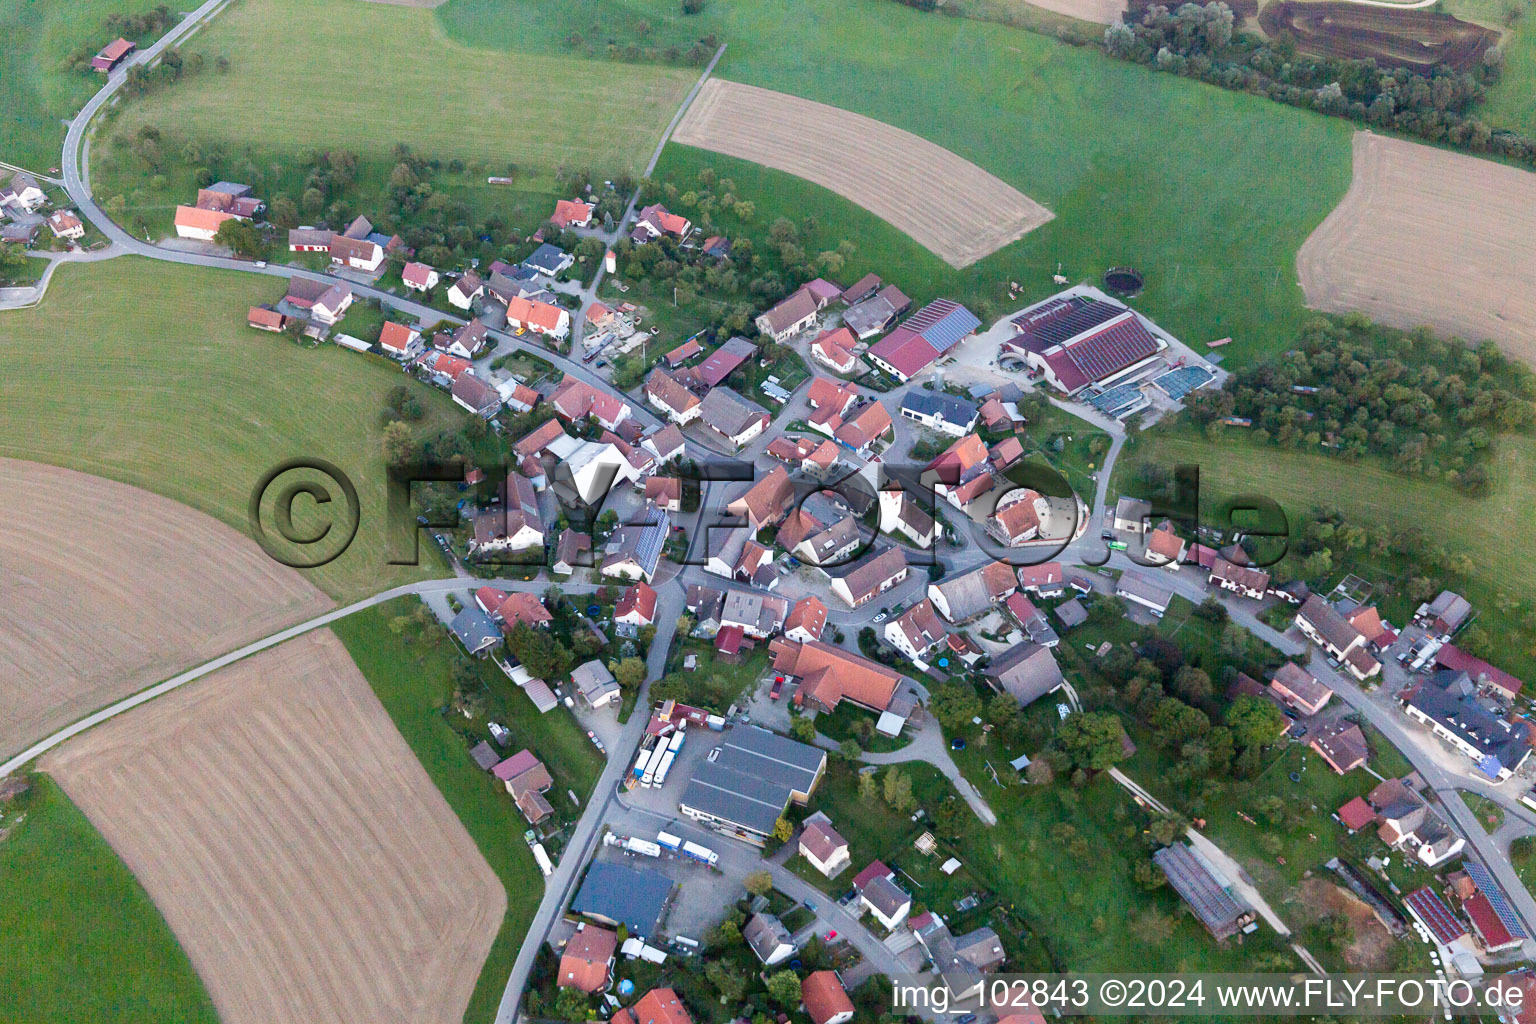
xmin=678 ymin=726 xmax=826 ymax=845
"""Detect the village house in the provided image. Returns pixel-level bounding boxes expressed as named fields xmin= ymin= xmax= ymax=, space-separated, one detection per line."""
xmin=378 ymin=321 xmax=424 ymax=361
xmin=329 ymin=233 xmax=384 ymax=272
xmin=1143 ymin=521 xmax=1187 ymax=566
xmin=726 ymin=464 xmax=794 ymax=531
xmin=493 ymin=749 xmax=555 ymax=823
xmin=1004 ymin=294 xmax=1167 ymax=396
xmin=834 ymin=401 xmax=894 ymax=455
xmin=885 ymin=599 xmax=950 ymax=665
xmin=469 ymin=471 xmax=544 ymax=556
xmin=1006 ymin=592 xmax=1059 ymax=648
xmin=703 ymin=526 xmax=774 ymax=587
xmin=0 ymin=171 xmax=46 ymax=213
xmin=853 ymin=861 xmax=912 ymax=931
xmin=452 ymin=372 xmax=503 ymax=419
xmin=798 ymin=812 xmax=851 ymax=878
xmin=842 ymin=284 xmax=909 ymax=340
xmin=1210 ymin=556 xmax=1270 ymax=600
xmin=806 ymin=377 xmax=861 ymax=435
xmin=773 ymin=637 xmax=908 ymax=726
xmin=475 ymin=587 xmax=553 ymax=632
xmin=401 ymin=261 xmax=439 ymax=292
xmin=632 ymin=204 xmax=691 ymax=243
xmin=643 ymin=368 xmax=702 ymax=425
xmin=173 ymin=204 xmax=237 ymax=241
xmin=827 ymin=543 xmax=908 ymax=609
xmin=777 ymin=491 xmax=861 ymax=567
xmin=1422 ymin=590 xmax=1473 ymax=638
xmin=1017 ymin=562 xmax=1066 ymax=598
xmin=755 ymin=285 xmax=821 ymax=343
xmin=505 ymin=294 xmax=570 ymax=339
xmin=801 ymin=972 xmax=856 ymax=1024
xmin=558 ymin=924 xmax=616 ymax=993
xmin=643 ymin=476 xmax=683 ymax=512
xmin=867 ymin=299 xmax=980 ymax=382
xmin=551 ymin=198 xmax=593 ymax=229
xmin=437 ymin=317 xmax=490 ymax=359
xmin=610 ymin=988 xmax=694 ymax=1024
xmin=1268 ymin=662 xmax=1333 ymax=716
xmin=664 ymin=337 xmax=703 ymax=367
xmin=1296 ymin=595 xmax=1381 ymax=681
xmin=1112 ymin=496 xmax=1152 ymax=534
xmin=551 ymin=528 xmax=591 ymax=575
xmin=744 ymin=914 xmax=795 ymax=966
xmin=551 ymin=375 xmax=632 ymax=431
xmin=600 ymin=506 xmax=669 ymax=582
xmin=928 ymin=561 xmax=1016 ymax=623
xmin=926 ymin=434 xmax=998 ymax=511
xmin=615 ymin=581 xmax=658 ymax=628
xmin=448 ymin=271 xmax=484 ymax=310
xmin=1116 ymin=570 xmax=1174 ymax=617
xmin=900 ymin=390 xmax=979 ymax=437
xmin=698 ymin=388 xmax=770 ymax=449
xmin=1310 ymin=721 xmax=1370 ymax=774
xmin=878 ymin=486 xmax=938 ymax=549
xmin=810 ymin=327 xmax=858 ymax=374
xmin=298 ymin=281 xmax=349 ymax=326
xmin=572 ymin=660 xmax=621 ymax=708
xmin=415 ymin=350 xmax=473 ymax=387
xmin=46 ymin=210 xmax=85 ymax=240
xmin=987 ymin=488 xmax=1048 ymax=546
xmin=523 ymin=243 xmax=573 ymax=278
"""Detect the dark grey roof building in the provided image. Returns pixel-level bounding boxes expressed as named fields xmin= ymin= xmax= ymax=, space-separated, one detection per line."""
xmin=678 ymin=726 xmax=826 ymax=843
xmin=570 ymin=862 xmax=675 ymax=938
xmin=1153 ymin=843 xmax=1255 ymax=940
xmin=450 ymin=605 xmax=501 ymax=655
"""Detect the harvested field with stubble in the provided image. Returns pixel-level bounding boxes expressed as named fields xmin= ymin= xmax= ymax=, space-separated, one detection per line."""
xmin=672 ymin=79 xmax=1054 ymax=268
xmin=0 ymin=458 xmax=331 ymax=760
xmin=43 ymin=630 xmax=505 ymax=1024
xmin=1298 ymin=132 xmax=1536 ymax=360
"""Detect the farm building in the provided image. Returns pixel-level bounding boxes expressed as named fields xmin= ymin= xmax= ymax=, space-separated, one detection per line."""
xmin=1153 ymin=843 xmax=1256 ymax=940
xmin=1116 ymin=570 xmax=1173 ymax=616
xmin=825 ymin=543 xmax=908 ymax=609
xmin=173 ymin=204 xmax=237 ymax=241
xmin=1400 ymin=670 xmax=1533 ymax=779
xmin=92 ymin=37 xmax=136 ymax=71
xmin=698 ymin=387 xmax=770 ymax=448
xmin=867 ymin=299 xmax=981 ymax=382
xmin=697 ymin=336 xmax=759 ymax=387
xmin=1004 ymin=294 xmax=1167 ymax=396
xmin=899 ymin=390 xmax=979 ymax=436
xmin=982 ymin=642 xmax=1063 ymax=708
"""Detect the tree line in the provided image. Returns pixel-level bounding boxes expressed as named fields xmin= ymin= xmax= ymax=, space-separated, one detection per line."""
xmin=1185 ymin=315 xmax=1535 ymax=495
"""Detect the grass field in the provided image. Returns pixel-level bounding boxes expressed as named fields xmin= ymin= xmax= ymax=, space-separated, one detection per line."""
xmin=106 ymin=0 xmax=695 ymax=178
xmin=1484 ymin=9 xmax=1536 ymax=134
xmin=0 ymin=0 xmax=149 ymax=171
xmin=627 ymin=0 xmax=1356 ymax=365
xmin=0 ymin=258 xmax=460 ymax=602
xmin=0 ymin=776 xmax=219 ymax=1024
xmin=332 ymin=598 xmax=604 ymax=1024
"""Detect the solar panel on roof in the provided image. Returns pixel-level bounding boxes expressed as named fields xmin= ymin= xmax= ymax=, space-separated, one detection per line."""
xmin=1151 ymin=366 xmax=1216 ymax=401
xmin=1464 ymin=862 xmax=1528 ymax=937
xmin=1089 ymin=382 xmax=1147 ymax=418
xmin=1012 ymin=297 xmax=1123 ymax=348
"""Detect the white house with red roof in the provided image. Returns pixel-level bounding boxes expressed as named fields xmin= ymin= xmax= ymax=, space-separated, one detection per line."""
xmin=448 ymin=271 xmax=484 ymax=310
xmin=173 ymin=204 xmax=237 ymax=241
xmin=46 ymin=210 xmax=85 ymax=240
xmin=505 ymin=295 xmax=570 ymax=339
xmin=811 ymin=327 xmax=859 ymax=374
xmin=378 ymin=321 xmax=424 ymax=361
xmin=632 ymin=204 xmax=690 ymax=242
xmin=866 ymin=299 xmax=980 ymax=382
xmin=615 ymin=582 xmax=658 ymax=627
xmin=552 ymin=198 xmax=593 ymax=228
xmin=401 ymin=261 xmax=439 ymax=292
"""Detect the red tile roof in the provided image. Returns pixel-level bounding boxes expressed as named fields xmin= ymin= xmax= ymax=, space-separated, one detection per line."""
xmin=1337 ymin=796 xmax=1375 ymax=831
xmin=852 ymin=860 xmax=892 ymax=891
xmin=1464 ymin=892 xmax=1517 ymax=948
xmin=378 ymin=320 xmax=418 ymax=353
xmin=97 ymin=37 xmax=135 ymax=61
xmin=802 ymin=971 xmax=855 ymax=1024
xmin=1435 ymin=644 xmax=1522 ymax=699
xmin=617 ymin=582 xmax=658 ymax=623
xmin=775 ymin=639 xmax=902 ymax=712
xmin=785 ymin=596 xmax=828 ymax=640
xmin=552 ymin=199 xmax=593 ymax=227
xmin=868 ymin=330 xmax=941 ymax=379
xmin=560 ymin=925 xmax=617 ymax=992
xmin=611 ymin=987 xmax=693 ymax=1024
xmin=834 ymin=401 xmax=892 ymax=450
xmin=174 ymin=204 xmax=236 ymax=233
xmin=402 ymin=261 xmax=436 ymax=287
xmin=247 ymin=306 xmax=285 ymax=329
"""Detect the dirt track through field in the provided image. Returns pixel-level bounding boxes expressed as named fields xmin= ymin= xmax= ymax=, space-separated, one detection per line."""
xmin=673 ymin=79 xmax=1054 ymax=268
xmin=0 ymin=458 xmax=332 ymax=759
xmin=43 ymin=630 xmax=505 ymax=1024
xmin=1298 ymin=132 xmax=1536 ymax=362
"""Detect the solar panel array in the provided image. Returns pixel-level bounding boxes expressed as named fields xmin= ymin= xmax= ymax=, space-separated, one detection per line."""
xmin=1089 ymin=382 xmax=1148 ymax=419
xmin=1151 ymin=366 xmax=1216 ymax=401
xmin=1063 ymin=316 xmax=1160 ymax=384
xmin=1011 ymin=296 xmax=1122 ymax=348
xmin=1464 ymin=861 xmax=1528 ymax=937
xmin=907 ymin=300 xmax=981 ymax=353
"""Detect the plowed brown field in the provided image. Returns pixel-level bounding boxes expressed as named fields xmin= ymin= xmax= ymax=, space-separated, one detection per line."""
xmin=0 ymin=458 xmax=331 ymax=759
xmin=1297 ymin=132 xmax=1536 ymax=362
xmin=673 ymin=79 xmax=1054 ymax=268
xmin=43 ymin=630 xmax=504 ymax=1024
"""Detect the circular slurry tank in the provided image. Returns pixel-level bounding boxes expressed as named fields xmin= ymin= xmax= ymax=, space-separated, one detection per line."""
xmin=1103 ymin=266 xmax=1145 ymax=297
